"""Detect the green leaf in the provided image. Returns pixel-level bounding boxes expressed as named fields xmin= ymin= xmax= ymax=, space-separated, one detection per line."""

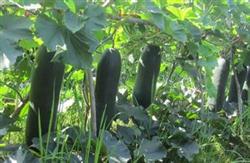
xmin=0 ymin=44 xmax=17 ymax=69
xmin=62 ymin=126 xmax=82 ymax=142
xmin=64 ymin=0 xmax=76 ymax=13
xmin=148 ymin=13 xmax=187 ymax=42
xmin=0 ymin=128 xmax=7 ymax=137
xmin=84 ymin=4 xmax=106 ymax=32
xmin=168 ymin=6 xmax=194 ymax=20
xmin=83 ymin=30 xmax=100 ymax=52
xmin=43 ymin=0 xmax=57 ymax=7
xmin=238 ymin=26 xmax=250 ymax=43
xmin=206 ymin=76 xmax=217 ymax=98
xmin=135 ymin=136 xmax=167 ymax=162
xmin=197 ymin=43 xmax=212 ymax=57
xmin=36 ymin=15 xmax=93 ymax=68
xmin=0 ymin=15 xmax=32 ymax=69
xmin=186 ymin=112 xmax=199 ymax=120
xmin=117 ymin=104 xmax=149 ymax=123
xmin=35 ymin=15 xmax=65 ymax=51
xmin=8 ymin=147 xmax=27 ymax=162
xmin=177 ymin=141 xmax=199 ymax=161
xmin=103 ymin=131 xmax=131 ymax=163
xmin=74 ymin=0 xmax=87 ymax=10
xmin=145 ymin=1 xmax=162 ymax=13
xmin=116 ymin=126 xmax=141 ymax=145
xmin=242 ymin=49 xmax=250 ymax=65
xmin=14 ymin=56 xmax=33 ymax=78
xmin=54 ymin=0 xmax=68 ymax=10
xmin=150 ymin=13 xmax=165 ymax=30
xmin=181 ymin=62 xmax=199 ymax=80
xmin=55 ymin=0 xmax=86 ymax=11
xmin=63 ymin=11 xmax=87 ymax=33
xmin=167 ymin=6 xmax=183 ymax=19
xmin=53 ymin=29 xmax=92 ymax=69
xmin=19 ymin=39 xmax=39 ymax=50
xmin=197 ymin=42 xmax=218 ymax=68
xmin=0 ymin=113 xmax=14 ymax=129
xmin=183 ymin=21 xmax=202 ymax=42
xmin=6 ymin=146 xmax=40 ymax=162
xmin=167 ymin=0 xmax=185 ymax=4
xmin=165 ymin=20 xmax=187 ymax=43
xmin=18 ymin=0 xmax=42 ymax=5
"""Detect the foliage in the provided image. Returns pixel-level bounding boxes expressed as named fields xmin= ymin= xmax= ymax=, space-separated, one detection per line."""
xmin=1 ymin=0 xmax=250 ymax=162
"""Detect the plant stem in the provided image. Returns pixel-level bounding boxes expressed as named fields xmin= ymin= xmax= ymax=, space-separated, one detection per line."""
xmin=11 ymin=94 xmax=29 ymax=119
xmin=0 ymin=81 xmax=24 ymax=102
xmin=230 ymin=47 xmax=243 ymax=136
xmin=82 ymin=75 xmax=90 ymax=132
xmin=86 ymin=69 xmax=97 ymax=137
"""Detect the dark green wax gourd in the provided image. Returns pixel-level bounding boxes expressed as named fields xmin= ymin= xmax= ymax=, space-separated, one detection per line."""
xmin=228 ymin=67 xmax=247 ymax=103
xmin=133 ymin=45 xmax=161 ymax=109
xmin=212 ymin=57 xmax=230 ymax=111
xmin=25 ymin=46 xmax=65 ymax=146
xmin=240 ymin=66 xmax=250 ymax=104
xmin=95 ymin=49 xmax=121 ymax=132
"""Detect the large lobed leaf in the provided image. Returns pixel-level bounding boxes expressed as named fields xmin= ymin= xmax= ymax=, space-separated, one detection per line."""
xmin=35 ymin=15 xmax=65 ymax=51
xmin=177 ymin=141 xmax=199 ymax=161
xmin=63 ymin=11 xmax=87 ymax=33
xmin=0 ymin=15 xmax=32 ymax=69
xmin=35 ymin=3 xmax=106 ymax=69
xmin=103 ymin=131 xmax=131 ymax=163
xmin=35 ymin=15 xmax=92 ymax=69
xmin=0 ymin=113 xmax=20 ymax=138
xmin=135 ymin=136 xmax=167 ymax=162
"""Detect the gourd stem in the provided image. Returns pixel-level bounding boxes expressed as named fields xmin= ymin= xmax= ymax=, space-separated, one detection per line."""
xmin=87 ymin=69 xmax=97 ymax=137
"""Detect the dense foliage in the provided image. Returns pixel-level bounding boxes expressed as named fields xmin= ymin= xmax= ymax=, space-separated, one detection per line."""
xmin=0 ymin=0 xmax=250 ymax=162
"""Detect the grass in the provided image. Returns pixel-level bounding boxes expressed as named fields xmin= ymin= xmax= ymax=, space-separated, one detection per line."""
xmin=2 ymin=84 xmax=250 ymax=162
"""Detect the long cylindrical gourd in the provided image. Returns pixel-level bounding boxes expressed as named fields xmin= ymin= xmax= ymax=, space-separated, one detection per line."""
xmin=95 ymin=48 xmax=121 ymax=132
xmin=212 ymin=57 xmax=230 ymax=111
xmin=25 ymin=46 xmax=65 ymax=146
xmin=133 ymin=44 xmax=161 ymax=109
xmin=228 ymin=67 xmax=247 ymax=103
xmin=241 ymin=66 xmax=250 ymax=104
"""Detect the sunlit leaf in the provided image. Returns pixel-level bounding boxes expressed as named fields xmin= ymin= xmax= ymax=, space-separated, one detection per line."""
xmin=63 ymin=11 xmax=87 ymax=33
xmin=165 ymin=20 xmax=187 ymax=43
xmin=35 ymin=15 xmax=65 ymax=51
xmin=84 ymin=4 xmax=106 ymax=32
xmin=167 ymin=0 xmax=185 ymax=4
xmin=0 ymin=15 xmax=32 ymax=69
xmin=36 ymin=15 xmax=93 ymax=68
xmin=64 ymin=0 xmax=76 ymax=13
xmin=168 ymin=7 xmax=194 ymax=20
xmin=19 ymin=39 xmax=39 ymax=50
xmin=168 ymin=6 xmax=183 ymax=19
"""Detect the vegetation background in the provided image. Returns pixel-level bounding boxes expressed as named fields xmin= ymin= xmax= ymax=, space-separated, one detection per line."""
xmin=0 ymin=0 xmax=250 ymax=162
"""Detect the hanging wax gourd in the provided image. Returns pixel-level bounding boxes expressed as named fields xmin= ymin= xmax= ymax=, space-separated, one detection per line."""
xmin=25 ymin=46 xmax=65 ymax=146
